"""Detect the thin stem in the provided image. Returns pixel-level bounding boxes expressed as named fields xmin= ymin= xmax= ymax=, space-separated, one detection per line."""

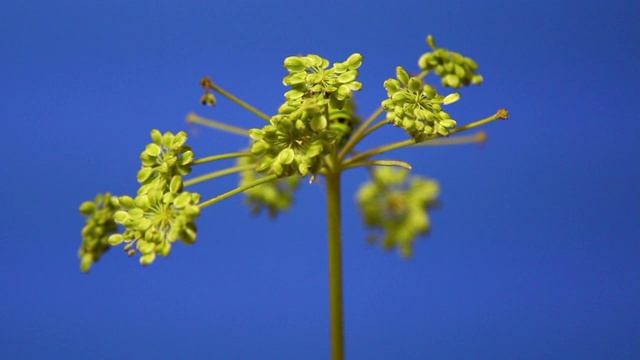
xmin=198 ymin=174 xmax=278 ymax=208
xmin=449 ymin=108 xmax=509 ymax=134
xmin=184 ymin=164 xmax=253 ymax=187
xmin=208 ymin=81 xmax=271 ymax=122
xmin=338 ymin=107 xmax=384 ymax=161
xmin=343 ymin=140 xmax=413 ymax=168
xmin=343 ymin=110 xmax=507 ymax=167
xmin=325 ymin=170 xmax=344 ymax=360
xmin=412 ymin=131 xmax=487 ymax=147
xmin=186 ymin=113 xmax=251 ymax=136
xmin=193 ymin=152 xmax=252 ymax=165
xmin=343 ymin=159 xmax=412 ymax=171
xmin=358 ymin=119 xmax=389 ymax=140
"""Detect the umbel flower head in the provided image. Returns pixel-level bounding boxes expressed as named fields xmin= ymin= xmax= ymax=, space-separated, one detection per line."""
xmin=237 ymin=153 xmax=300 ymax=218
xmin=356 ymin=167 xmax=440 ymax=257
xmin=249 ymin=53 xmax=364 ymax=178
xmin=78 ymin=193 xmax=120 ymax=272
xmin=78 ymin=131 xmax=201 ymax=271
xmin=137 ymin=130 xmax=194 ymax=195
xmin=418 ymin=35 xmax=483 ymax=88
xmin=108 ymin=176 xmax=201 ymax=265
xmin=382 ymin=66 xmax=460 ymax=141
xmin=282 ymin=53 xmax=363 ymax=109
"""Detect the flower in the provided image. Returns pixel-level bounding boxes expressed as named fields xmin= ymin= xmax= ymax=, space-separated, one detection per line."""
xmin=382 ymin=66 xmax=459 ymax=141
xmin=137 ymin=130 xmax=194 ymax=195
xmin=107 ymin=176 xmax=201 ymax=265
xmin=248 ymin=53 xmax=364 ymax=178
xmin=356 ymin=167 xmax=439 ymax=257
xmin=418 ymin=35 xmax=483 ymax=88
xmin=78 ymin=193 xmax=120 ymax=272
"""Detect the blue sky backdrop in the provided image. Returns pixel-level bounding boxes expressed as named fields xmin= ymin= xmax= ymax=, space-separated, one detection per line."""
xmin=1 ymin=1 xmax=638 ymax=359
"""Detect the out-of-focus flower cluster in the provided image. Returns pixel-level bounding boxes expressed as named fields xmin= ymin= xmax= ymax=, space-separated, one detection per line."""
xmin=382 ymin=66 xmax=460 ymax=141
xmin=356 ymin=167 xmax=439 ymax=257
xmin=78 ymin=130 xmax=201 ymax=271
xmin=237 ymin=153 xmax=300 ymax=218
xmin=249 ymin=54 xmax=363 ymax=177
xmin=418 ymin=35 xmax=483 ymax=88
xmin=78 ymin=193 xmax=119 ymax=272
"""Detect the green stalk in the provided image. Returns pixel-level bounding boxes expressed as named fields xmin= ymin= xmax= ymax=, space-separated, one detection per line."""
xmin=193 ymin=152 xmax=252 ymax=165
xmin=325 ymin=170 xmax=344 ymax=360
xmin=343 ymin=110 xmax=508 ymax=167
xmin=343 ymin=159 xmax=412 ymax=171
xmin=198 ymin=174 xmax=277 ymax=208
xmin=186 ymin=113 xmax=251 ymax=136
xmin=207 ymin=81 xmax=271 ymax=122
xmin=412 ymin=131 xmax=486 ymax=147
xmin=184 ymin=164 xmax=253 ymax=187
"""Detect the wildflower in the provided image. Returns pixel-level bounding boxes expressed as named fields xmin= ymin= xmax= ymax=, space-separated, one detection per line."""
xmin=356 ymin=167 xmax=439 ymax=257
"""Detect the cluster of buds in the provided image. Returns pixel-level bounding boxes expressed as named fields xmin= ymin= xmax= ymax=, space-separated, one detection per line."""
xmin=382 ymin=66 xmax=460 ymax=141
xmin=107 ymin=176 xmax=201 ymax=265
xmin=78 ymin=193 xmax=120 ymax=272
xmin=418 ymin=35 xmax=483 ymax=88
xmin=249 ymin=54 xmax=364 ymax=177
xmin=78 ymin=130 xmax=200 ymax=270
xmin=356 ymin=167 xmax=440 ymax=257
xmin=282 ymin=53 xmax=363 ymax=108
xmin=137 ymin=130 xmax=194 ymax=195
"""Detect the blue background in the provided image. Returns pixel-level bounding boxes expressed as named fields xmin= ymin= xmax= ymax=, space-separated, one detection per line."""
xmin=1 ymin=1 xmax=638 ymax=359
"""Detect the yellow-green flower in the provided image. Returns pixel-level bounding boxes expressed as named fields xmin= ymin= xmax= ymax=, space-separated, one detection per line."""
xmin=137 ymin=129 xmax=194 ymax=195
xmin=78 ymin=193 xmax=120 ymax=272
xmin=108 ymin=176 xmax=201 ymax=265
xmin=357 ymin=167 xmax=439 ymax=257
xmin=382 ymin=66 xmax=460 ymax=141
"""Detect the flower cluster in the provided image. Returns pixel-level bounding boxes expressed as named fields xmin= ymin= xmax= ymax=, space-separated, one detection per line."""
xmin=78 ymin=193 xmax=120 ymax=272
xmin=107 ymin=175 xmax=201 ymax=265
xmin=282 ymin=53 xmax=363 ymax=109
xmin=356 ymin=167 xmax=439 ymax=258
xmin=237 ymin=153 xmax=300 ymax=218
xmin=382 ymin=66 xmax=460 ymax=141
xmin=249 ymin=54 xmax=364 ymax=177
xmin=78 ymin=130 xmax=201 ymax=270
xmin=137 ymin=130 xmax=194 ymax=195
xmin=418 ymin=35 xmax=483 ymax=88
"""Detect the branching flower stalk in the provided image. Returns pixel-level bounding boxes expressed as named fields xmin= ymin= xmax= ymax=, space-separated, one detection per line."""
xmin=78 ymin=35 xmax=508 ymax=360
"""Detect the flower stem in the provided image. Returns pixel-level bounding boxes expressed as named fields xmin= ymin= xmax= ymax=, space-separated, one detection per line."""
xmin=450 ymin=109 xmax=509 ymax=134
xmin=343 ymin=159 xmax=412 ymax=171
xmin=325 ymin=170 xmax=345 ymax=360
xmin=412 ymin=131 xmax=487 ymax=147
xmin=358 ymin=119 xmax=390 ymax=140
xmin=184 ymin=164 xmax=253 ymax=187
xmin=193 ymin=152 xmax=252 ymax=165
xmin=343 ymin=110 xmax=508 ymax=167
xmin=186 ymin=113 xmax=251 ymax=136
xmin=338 ymin=107 xmax=384 ymax=161
xmin=207 ymin=81 xmax=271 ymax=122
xmin=198 ymin=174 xmax=278 ymax=208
